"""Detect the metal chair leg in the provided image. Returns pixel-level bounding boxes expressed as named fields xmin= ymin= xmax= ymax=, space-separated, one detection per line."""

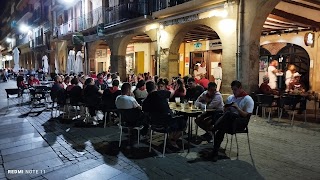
xmin=268 ymin=108 xmax=271 ymax=122
xmin=304 ymin=110 xmax=307 ymax=124
xmin=291 ymin=111 xmax=295 ymax=126
xmin=104 ymin=112 xmax=107 ymax=128
xmin=119 ymin=126 xmax=123 ymax=147
xmin=235 ymin=134 xmax=239 ymax=158
xmin=224 ymin=133 xmax=229 ymax=150
xmin=229 ymin=135 xmax=233 ymax=157
xmin=137 ymin=129 xmax=140 ymax=146
xmin=149 ymin=130 xmax=153 ymax=152
xmin=255 ymin=106 xmax=259 ymax=116
xmin=162 ymin=133 xmax=168 ymax=157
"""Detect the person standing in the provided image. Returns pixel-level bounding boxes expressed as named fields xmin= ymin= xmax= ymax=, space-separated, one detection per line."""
xmin=267 ymin=60 xmax=281 ymax=90
xmin=285 ymin=64 xmax=296 ymax=92
xmin=213 ymin=63 xmax=222 ymax=92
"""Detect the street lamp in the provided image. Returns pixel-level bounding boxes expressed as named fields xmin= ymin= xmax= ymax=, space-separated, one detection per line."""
xmin=19 ymin=24 xmax=30 ymax=33
xmin=6 ymin=38 xmax=12 ymax=43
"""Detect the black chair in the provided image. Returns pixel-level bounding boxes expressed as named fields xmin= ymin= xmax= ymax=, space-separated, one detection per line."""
xmin=223 ymin=115 xmax=252 ymax=159
xmin=30 ymin=86 xmax=50 ymax=108
xmin=5 ymin=88 xmax=22 ymax=110
xmin=278 ymin=95 xmax=304 ymax=125
xmin=101 ymin=89 xmax=121 ymax=128
xmin=117 ymin=109 xmax=144 ymax=147
xmin=255 ymin=94 xmax=275 ymax=122
xmin=148 ymin=113 xmax=185 ymax=157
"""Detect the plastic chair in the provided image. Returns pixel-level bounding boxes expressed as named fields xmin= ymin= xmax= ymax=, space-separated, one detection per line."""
xmin=5 ymin=88 xmax=22 ymax=110
xmin=255 ymin=94 xmax=275 ymax=122
xmin=223 ymin=115 xmax=252 ymax=159
xmin=148 ymin=113 xmax=185 ymax=157
xmin=118 ymin=109 xmax=144 ymax=147
xmin=279 ymin=95 xmax=304 ymax=125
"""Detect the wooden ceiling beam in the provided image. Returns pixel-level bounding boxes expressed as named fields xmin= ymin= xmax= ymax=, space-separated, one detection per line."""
xmin=302 ymin=0 xmax=320 ymax=6
xmin=282 ymin=0 xmax=320 ymax=11
xmin=270 ymin=9 xmax=320 ymax=28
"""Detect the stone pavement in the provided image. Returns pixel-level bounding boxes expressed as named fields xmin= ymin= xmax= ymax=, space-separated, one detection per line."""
xmin=0 ymin=80 xmax=320 ymax=180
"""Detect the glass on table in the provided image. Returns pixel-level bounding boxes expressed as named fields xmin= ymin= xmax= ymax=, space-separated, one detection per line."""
xmin=175 ymin=97 xmax=181 ymax=107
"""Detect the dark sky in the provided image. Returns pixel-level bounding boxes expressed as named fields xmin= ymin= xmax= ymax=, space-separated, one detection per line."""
xmin=0 ymin=1 xmax=9 ymax=19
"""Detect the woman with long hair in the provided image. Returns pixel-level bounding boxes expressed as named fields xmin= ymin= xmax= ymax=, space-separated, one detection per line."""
xmin=285 ymin=64 xmax=296 ymax=91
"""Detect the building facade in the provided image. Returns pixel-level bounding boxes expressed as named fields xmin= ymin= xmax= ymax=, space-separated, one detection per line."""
xmin=1 ymin=0 xmax=319 ymax=93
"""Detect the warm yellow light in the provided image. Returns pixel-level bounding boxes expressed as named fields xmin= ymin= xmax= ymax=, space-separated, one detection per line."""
xmin=218 ymin=19 xmax=236 ymax=34
xmin=199 ymin=9 xmax=228 ymax=19
xmin=145 ymin=23 xmax=159 ymax=31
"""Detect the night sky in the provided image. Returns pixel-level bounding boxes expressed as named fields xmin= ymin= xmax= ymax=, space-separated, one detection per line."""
xmin=0 ymin=1 xmax=9 ymax=20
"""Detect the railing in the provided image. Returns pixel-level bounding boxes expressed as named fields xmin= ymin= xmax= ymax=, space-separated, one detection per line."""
xmin=15 ymin=4 xmax=33 ymax=22
xmin=34 ymin=36 xmax=43 ymax=47
xmin=150 ymin=0 xmax=192 ymax=12
xmin=31 ymin=8 xmax=42 ymax=23
xmin=105 ymin=2 xmax=150 ymax=25
xmin=56 ymin=7 xmax=104 ymax=37
xmin=16 ymin=34 xmax=29 ymax=47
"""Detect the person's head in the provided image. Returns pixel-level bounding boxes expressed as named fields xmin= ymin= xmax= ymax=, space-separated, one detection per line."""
xmin=176 ymin=78 xmax=183 ymax=86
xmin=71 ymin=77 xmax=79 ymax=85
xmin=163 ymin=78 xmax=169 ymax=86
xmin=97 ymin=73 xmax=103 ymax=80
xmin=231 ymin=80 xmax=244 ymax=96
xmin=288 ymin=64 xmax=296 ymax=72
xmin=187 ymin=77 xmax=196 ymax=88
xmin=112 ymin=79 xmax=119 ymax=87
xmin=54 ymin=75 xmax=62 ymax=83
xmin=84 ymin=78 xmax=94 ymax=86
xmin=121 ymin=82 xmax=131 ymax=95
xmin=154 ymin=75 xmax=159 ymax=83
xmin=157 ymin=80 xmax=166 ymax=90
xmin=293 ymin=72 xmax=301 ymax=81
xmin=136 ymin=80 xmax=146 ymax=89
xmin=107 ymin=73 xmax=111 ymax=79
xmin=270 ymin=60 xmax=278 ymax=67
xmin=207 ymin=82 xmax=217 ymax=97
xmin=64 ymin=76 xmax=70 ymax=83
xmin=146 ymin=81 xmax=156 ymax=93
xmin=29 ymin=75 xmax=34 ymax=80
xmin=218 ymin=62 xmax=222 ymax=67
xmin=194 ymin=65 xmax=199 ymax=70
xmin=111 ymin=73 xmax=117 ymax=80
xmin=262 ymin=76 xmax=269 ymax=83
xmin=201 ymin=61 xmax=205 ymax=67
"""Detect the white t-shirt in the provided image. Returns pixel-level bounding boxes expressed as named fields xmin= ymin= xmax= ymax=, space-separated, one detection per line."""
xmin=226 ymin=95 xmax=254 ymax=114
xmin=285 ymin=70 xmax=293 ymax=86
xmin=213 ymin=66 xmax=222 ymax=80
xmin=115 ymin=95 xmax=140 ymax=109
xmin=194 ymin=70 xmax=201 ymax=80
xmin=268 ymin=65 xmax=277 ymax=89
xmin=198 ymin=65 xmax=206 ymax=75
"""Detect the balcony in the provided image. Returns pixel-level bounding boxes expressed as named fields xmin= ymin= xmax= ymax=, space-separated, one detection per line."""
xmin=54 ymin=7 xmax=105 ymax=38
xmin=16 ymin=4 xmax=33 ymax=24
xmin=105 ymin=2 xmax=150 ymax=25
xmin=31 ymin=8 xmax=42 ymax=23
xmin=150 ymin=0 xmax=192 ymax=12
xmin=34 ymin=36 xmax=44 ymax=47
xmin=16 ymin=34 xmax=30 ymax=47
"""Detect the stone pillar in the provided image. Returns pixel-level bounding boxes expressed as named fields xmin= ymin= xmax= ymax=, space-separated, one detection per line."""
xmin=159 ymin=50 xmax=169 ymax=78
xmin=110 ymin=54 xmax=126 ymax=81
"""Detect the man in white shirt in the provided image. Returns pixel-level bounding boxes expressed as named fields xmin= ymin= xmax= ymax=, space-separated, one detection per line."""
xmin=198 ymin=61 xmax=207 ymax=77
xmin=267 ymin=60 xmax=281 ymax=89
xmin=115 ymin=82 xmax=141 ymax=109
xmin=213 ymin=63 xmax=222 ymax=91
xmin=211 ymin=80 xmax=254 ymax=162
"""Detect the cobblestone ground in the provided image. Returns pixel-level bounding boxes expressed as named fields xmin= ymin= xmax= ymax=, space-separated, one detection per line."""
xmin=1 ymin=80 xmax=320 ymax=180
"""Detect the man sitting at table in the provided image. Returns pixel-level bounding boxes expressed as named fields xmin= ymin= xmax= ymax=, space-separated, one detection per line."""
xmin=194 ymin=82 xmax=224 ymax=142
xmin=95 ymin=73 xmax=107 ymax=90
xmin=50 ymin=75 xmax=63 ymax=102
xmin=28 ymin=75 xmax=40 ymax=87
xmin=210 ymin=80 xmax=254 ymax=162
xmin=186 ymin=77 xmax=204 ymax=102
xmin=143 ymin=81 xmax=187 ymax=149
xmin=259 ymin=76 xmax=278 ymax=95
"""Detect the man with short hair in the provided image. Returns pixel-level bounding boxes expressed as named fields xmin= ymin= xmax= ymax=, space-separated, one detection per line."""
xmin=186 ymin=77 xmax=204 ymax=101
xmin=211 ymin=80 xmax=254 ymax=162
xmin=95 ymin=73 xmax=107 ymax=90
xmin=116 ymin=82 xmax=141 ymax=110
xmin=143 ymin=81 xmax=187 ymax=148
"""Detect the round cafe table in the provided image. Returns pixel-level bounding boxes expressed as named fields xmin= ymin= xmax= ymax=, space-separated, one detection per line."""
xmin=169 ymin=102 xmax=216 ymax=152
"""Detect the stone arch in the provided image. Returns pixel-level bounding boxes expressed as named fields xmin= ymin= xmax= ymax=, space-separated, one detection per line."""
xmin=240 ymin=0 xmax=281 ymax=91
xmin=108 ymin=31 xmax=156 ymax=80
xmin=166 ymin=18 xmax=236 ymax=92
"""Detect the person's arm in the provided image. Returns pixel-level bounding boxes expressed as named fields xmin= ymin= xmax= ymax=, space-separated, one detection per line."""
xmin=231 ymin=97 xmax=254 ymax=118
xmin=207 ymin=94 xmax=224 ymax=109
xmin=131 ymin=97 xmax=142 ymax=109
xmin=195 ymin=92 xmax=206 ymax=109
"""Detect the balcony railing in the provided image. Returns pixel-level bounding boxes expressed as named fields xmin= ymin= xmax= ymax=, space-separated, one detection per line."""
xmin=105 ymin=2 xmax=150 ymax=25
xmin=54 ymin=2 xmax=150 ymax=38
xmin=150 ymin=0 xmax=192 ymax=12
xmin=16 ymin=34 xmax=29 ymax=47
xmin=15 ymin=4 xmax=33 ymax=22
xmin=55 ymin=7 xmax=104 ymax=37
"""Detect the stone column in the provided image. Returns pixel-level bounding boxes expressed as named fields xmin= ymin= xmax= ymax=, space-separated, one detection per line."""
xmin=159 ymin=49 xmax=169 ymax=78
xmin=110 ymin=54 xmax=126 ymax=81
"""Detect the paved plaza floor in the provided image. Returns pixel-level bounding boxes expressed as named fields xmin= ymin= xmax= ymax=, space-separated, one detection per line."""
xmin=0 ymin=80 xmax=320 ymax=180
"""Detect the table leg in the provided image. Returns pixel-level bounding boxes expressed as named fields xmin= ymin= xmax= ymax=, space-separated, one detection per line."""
xmin=188 ymin=117 xmax=191 ymax=153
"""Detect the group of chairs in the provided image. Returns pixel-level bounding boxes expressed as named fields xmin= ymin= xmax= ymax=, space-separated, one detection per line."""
xmin=254 ymin=93 xmax=307 ymax=125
